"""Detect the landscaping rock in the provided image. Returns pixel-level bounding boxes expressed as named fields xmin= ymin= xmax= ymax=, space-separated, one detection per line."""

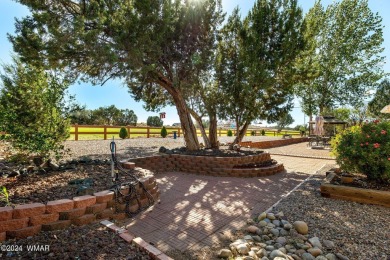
xmin=302 ymin=252 xmax=316 ymax=260
xmin=218 ymin=249 xmax=232 ymax=258
xmin=259 ymin=220 xmax=268 ymax=227
xmin=293 ymin=221 xmax=308 ymax=235
xmin=308 ymin=237 xmax=322 ymax=249
xmin=270 ymin=249 xmax=286 ymax=258
xmin=258 ymin=212 xmax=267 ymax=221
xmin=237 ymin=243 xmax=250 ymax=255
xmin=283 ymin=223 xmax=293 ymax=230
xmin=266 ymin=213 xmax=276 ymax=220
xmin=276 ymin=236 xmax=287 ymax=246
xmin=256 ymin=248 xmax=268 ymax=257
xmin=307 ymin=247 xmax=322 ymax=257
xmin=270 ymin=228 xmax=280 ymax=237
xmin=247 ymin=225 xmax=260 ymax=234
xmin=322 ymin=240 xmax=335 ymax=249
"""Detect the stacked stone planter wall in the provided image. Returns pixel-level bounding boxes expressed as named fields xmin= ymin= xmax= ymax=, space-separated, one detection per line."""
xmin=128 ymin=153 xmax=284 ymax=177
xmin=0 ymin=175 xmax=160 ymax=241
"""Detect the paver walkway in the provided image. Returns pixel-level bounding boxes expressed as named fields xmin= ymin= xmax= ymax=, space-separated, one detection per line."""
xmin=125 ymin=146 xmax=335 ymax=253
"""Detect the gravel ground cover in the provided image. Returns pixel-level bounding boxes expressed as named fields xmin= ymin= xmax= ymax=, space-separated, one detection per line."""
xmin=271 ymin=165 xmax=390 ymax=260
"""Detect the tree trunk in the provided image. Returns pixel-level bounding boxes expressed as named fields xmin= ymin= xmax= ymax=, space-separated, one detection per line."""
xmin=231 ymin=121 xmax=250 ymax=148
xmin=208 ymin=112 xmax=218 ymax=149
xmin=188 ymin=108 xmax=211 ymax=148
xmin=309 ymin=114 xmax=313 ymax=135
xmin=174 ymin=95 xmax=200 ymax=150
xmin=156 ymin=75 xmax=200 ymax=150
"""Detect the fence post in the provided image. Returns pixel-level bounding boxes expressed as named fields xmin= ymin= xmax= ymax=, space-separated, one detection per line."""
xmin=127 ymin=125 xmax=131 ymax=138
xmin=219 ymin=128 xmax=221 ymax=137
xmin=104 ymin=125 xmax=107 ymax=140
xmin=177 ymin=128 xmax=181 ymax=137
xmin=75 ymin=124 xmax=78 ymax=141
xmin=147 ymin=127 xmax=150 ymax=138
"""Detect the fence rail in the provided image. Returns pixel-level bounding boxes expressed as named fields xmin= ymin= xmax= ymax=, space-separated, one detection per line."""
xmin=0 ymin=126 xmax=301 ymax=141
xmin=68 ymin=124 xmax=301 ymax=141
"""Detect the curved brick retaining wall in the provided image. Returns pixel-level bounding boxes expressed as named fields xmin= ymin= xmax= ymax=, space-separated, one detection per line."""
xmin=0 ymin=175 xmax=159 ymax=241
xmin=127 ymin=153 xmax=284 ymax=177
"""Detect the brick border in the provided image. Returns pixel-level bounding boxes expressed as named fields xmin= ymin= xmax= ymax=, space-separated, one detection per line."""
xmin=240 ymin=137 xmax=308 ymax=149
xmin=0 ymin=175 xmax=160 ymax=242
xmin=100 ymin=220 xmax=173 ymax=260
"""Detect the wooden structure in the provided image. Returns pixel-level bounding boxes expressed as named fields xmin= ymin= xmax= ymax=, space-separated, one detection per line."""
xmin=308 ymin=116 xmax=347 ymax=136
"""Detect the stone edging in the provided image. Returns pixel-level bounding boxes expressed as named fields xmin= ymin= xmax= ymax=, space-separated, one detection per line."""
xmin=0 ymin=175 xmax=160 ymax=242
xmin=127 ymin=153 xmax=284 ymax=177
xmin=100 ymin=220 xmax=173 ymax=260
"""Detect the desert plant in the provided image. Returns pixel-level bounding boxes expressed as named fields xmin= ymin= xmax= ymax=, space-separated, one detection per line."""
xmin=161 ymin=126 xmax=168 ymax=138
xmin=331 ymin=120 xmax=390 ymax=183
xmin=119 ymin=127 xmax=128 ymax=139
xmin=227 ymin=130 xmax=233 ymax=137
xmin=261 ymin=129 xmax=266 ymax=136
xmin=0 ymin=186 xmax=10 ymax=206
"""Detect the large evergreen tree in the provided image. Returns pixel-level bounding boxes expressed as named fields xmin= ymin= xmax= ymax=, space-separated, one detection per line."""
xmin=10 ymin=0 xmax=224 ymax=150
xmin=216 ymin=0 xmax=304 ymax=145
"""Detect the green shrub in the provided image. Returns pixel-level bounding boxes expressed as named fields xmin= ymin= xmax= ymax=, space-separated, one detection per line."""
xmin=331 ymin=119 xmax=390 ymax=183
xmin=119 ymin=127 xmax=128 ymax=139
xmin=227 ymin=130 xmax=233 ymax=137
xmin=261 ymin=129 xmax=266 ymax=136
xmin=251 ymin=130 xmax=256 ymax=136
xmin=0 ymin=59 xmax=71 ymax=160
xmin=161 ymin=126 xmax=168 ymax=138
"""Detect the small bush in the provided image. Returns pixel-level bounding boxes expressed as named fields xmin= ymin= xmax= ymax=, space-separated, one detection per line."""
xmin=161 ymin=126 xmax=168 ymax=138
xmin=331 ymin=119 xmax=390 ymax=183
xmin=261 ymin=129 xmax=266 ymax=136
xmin=119 ymin=127 xmax=128 ymax=139
xmin=251 ymin=130 xmax=256 ymax=136
xmin=227 ymin=130 xmax=233 ymax=137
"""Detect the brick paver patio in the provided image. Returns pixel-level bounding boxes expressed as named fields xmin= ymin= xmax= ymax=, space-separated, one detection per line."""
xmin=125 ymin=144 xmax=335 ymax=254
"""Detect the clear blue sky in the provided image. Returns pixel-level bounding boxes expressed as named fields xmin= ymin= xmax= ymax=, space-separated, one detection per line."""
xmin=1 ymin=0 xmax=389 ymax=126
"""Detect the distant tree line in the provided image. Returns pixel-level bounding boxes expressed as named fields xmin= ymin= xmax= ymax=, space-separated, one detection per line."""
xmin=70 ymin=105 xmax=137 ymax=126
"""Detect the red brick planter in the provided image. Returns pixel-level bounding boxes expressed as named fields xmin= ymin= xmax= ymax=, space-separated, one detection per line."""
xmin=0 ymin=175 xmax=160 ymax=241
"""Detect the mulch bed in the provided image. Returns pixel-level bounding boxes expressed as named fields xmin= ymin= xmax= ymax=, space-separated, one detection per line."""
xmin=1 ymin=222 xmax=151 ymax=260
xmin=0 ymin=162 xmax=149 ymax=207
xmin=330 ymin=172 xmax=390 ymax=192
